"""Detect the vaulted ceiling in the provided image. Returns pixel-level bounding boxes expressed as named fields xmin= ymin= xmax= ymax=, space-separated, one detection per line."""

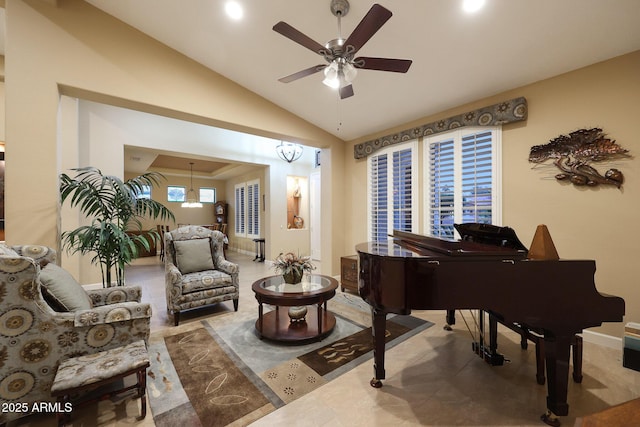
xmin=86 ymin=0 xmax=640 ymax=141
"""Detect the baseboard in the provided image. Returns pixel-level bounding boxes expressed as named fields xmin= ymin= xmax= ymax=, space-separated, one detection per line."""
xmin=582 ymin=330 xmax=622 ymax=349
xmin=232 ymin=247 xmax=257 ymax=258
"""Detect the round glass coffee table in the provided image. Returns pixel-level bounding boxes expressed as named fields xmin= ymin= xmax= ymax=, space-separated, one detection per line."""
xmin=251 ymin=274 xmax=338 ymax=343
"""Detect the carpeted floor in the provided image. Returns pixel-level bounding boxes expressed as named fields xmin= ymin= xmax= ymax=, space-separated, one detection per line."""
xmin=147 ymin=300 xmax=432 ymax=427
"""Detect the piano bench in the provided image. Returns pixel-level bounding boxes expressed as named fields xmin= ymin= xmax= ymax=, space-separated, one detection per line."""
xmin=507 ymin=323 xmax=583 ymax=385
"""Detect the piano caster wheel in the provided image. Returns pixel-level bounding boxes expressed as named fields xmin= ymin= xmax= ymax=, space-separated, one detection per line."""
xmin=443 ymin=324 xmax=452 ymax=331
xmin=370 ymin=378 xmax=383 ymax=388
xmin=541 ymin=411 xmax=561 ymax=427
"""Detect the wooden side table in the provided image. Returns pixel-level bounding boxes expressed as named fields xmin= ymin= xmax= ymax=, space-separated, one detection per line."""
xmin=252 ymin=274 xmax=338 ymax=343
xmin=340 ymin=255 xmax=358 ymax=293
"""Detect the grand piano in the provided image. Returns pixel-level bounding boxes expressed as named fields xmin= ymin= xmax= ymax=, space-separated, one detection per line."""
xmin=357 ymin=225 xmax=625 ymax=426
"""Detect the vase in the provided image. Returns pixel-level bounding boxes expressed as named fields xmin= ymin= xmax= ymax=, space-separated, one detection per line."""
xmin=288 ymin=306 xmax=307 ymax=323
xmin=283 ymin=268 xmax=303 ymax=284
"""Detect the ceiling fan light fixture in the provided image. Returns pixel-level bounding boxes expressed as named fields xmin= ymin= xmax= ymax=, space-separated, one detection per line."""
xmin=276 ymin=141 xmax=304 ymax=163
xmin=322 ymin=62 xmax=340 ymax=88
xmin=323 ymin=60 xmax=357 ymax=89
xmin=342 ymin=61 xmax=357 ymax=83
xmin=182 ymin=162 xmax=203 ymax=208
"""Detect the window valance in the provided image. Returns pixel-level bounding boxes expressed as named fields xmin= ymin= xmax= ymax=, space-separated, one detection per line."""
xmin=353 ymin=96 xmax=527 ymax=159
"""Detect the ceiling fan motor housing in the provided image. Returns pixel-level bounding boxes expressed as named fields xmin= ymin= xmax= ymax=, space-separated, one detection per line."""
xmin=324 ymin=38 xmax=351 ymax=62
xmin=330 ymin=0 xmax=350 ymax=18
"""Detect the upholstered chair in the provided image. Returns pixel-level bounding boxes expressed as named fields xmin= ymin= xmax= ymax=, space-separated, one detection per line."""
xmin=0 ymin=244 xmax=151 ymax=425
xmin=165 ymin=226 xmax=239 ymax=326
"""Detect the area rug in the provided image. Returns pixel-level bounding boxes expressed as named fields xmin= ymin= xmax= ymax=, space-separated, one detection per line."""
xmin=148 ymin=312 xmax=432 ymax=427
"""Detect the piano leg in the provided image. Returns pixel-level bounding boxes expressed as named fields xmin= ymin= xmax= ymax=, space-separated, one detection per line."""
xmin=370 ymin=308 xmax=386 ymax=388
xmin=540 ymin=333 xmax=573 ymax=427
xmin=572 ymin=335 xmax=583 ymax=383
xmin=444 ymin=309 xmax=456 ymax=331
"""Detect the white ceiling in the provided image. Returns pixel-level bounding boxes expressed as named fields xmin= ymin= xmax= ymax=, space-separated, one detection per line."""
xmin=85 ymin=0 xmax=640 ymax=141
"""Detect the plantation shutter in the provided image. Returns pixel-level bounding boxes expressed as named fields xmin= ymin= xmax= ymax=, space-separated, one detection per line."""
xmin=234 ymin=184 xmax=245 ymax=236
xmin=461 ymin=131 xmax=493 ymax=224
xmin=426 ymin=127 xmax=499 ymax=239
xmin=369 ymin=153 xmax=388 ymax=241
xmin=429 ymin=138 xmax=455 ymax=238
xmin=247 ymin=180 xmax=260 ymax=238
xmin=368 ymin=141 xmax=417 ymax=241
xmin=393 ymin=148 xmax=413 ymax=232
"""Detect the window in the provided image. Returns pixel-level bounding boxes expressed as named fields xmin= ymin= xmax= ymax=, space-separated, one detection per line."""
xmin=368 ymin=141 xmax=417 ymax=241
xmin=425 ymin=127 xmax=501 ymax=239
xmin=235 ymin=180 xmax=260 ymax=238
xmin=234 ymin=184 xmax=245 ymax=235
xmin=167 ymin=186 xmax=186 ymax=202
xmin=247 ymin=180 xmax=259 ymax=237
xmin=136 ymin=185 xmax=151 ymax=200
xmin=199 ymin=187 xmax=216 ymax=203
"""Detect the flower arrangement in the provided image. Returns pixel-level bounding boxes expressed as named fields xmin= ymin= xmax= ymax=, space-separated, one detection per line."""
xmin=273 ymin=252 xmax=315 ymax=284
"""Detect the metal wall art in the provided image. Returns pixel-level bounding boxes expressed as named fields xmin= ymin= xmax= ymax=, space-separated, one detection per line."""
xmin=529 ymin=128 xmax=629 ymax=188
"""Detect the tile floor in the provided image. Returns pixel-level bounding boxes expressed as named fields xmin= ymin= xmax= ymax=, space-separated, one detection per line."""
xmin=11 ymin=251 xmax=640 ymax=426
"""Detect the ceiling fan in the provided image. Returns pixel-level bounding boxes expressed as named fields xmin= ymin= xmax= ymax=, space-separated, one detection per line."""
xmin=273 ymin=0 xmax=412 ymax=99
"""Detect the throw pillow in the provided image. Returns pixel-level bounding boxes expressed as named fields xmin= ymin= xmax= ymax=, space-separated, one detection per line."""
xmin=173 ymin=238 xmax=215 ymax=274
xmin=39 ymin=263 xmax=93 ymax=311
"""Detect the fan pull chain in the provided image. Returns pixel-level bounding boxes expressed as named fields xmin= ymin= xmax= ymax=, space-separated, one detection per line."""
xmin=336 ymin=93 xmax=342 ymax=132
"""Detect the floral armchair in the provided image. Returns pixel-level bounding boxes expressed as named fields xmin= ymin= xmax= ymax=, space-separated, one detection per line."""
xmin=165 ymin=226 xmax=239 ymax=326
xmin=0 ymin=244 xmax=151 ymax=424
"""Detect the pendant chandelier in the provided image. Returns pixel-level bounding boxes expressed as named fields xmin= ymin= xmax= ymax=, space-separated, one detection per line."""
xmin=182 ymin=162 xmax=203 ymax=208
xmin=276 ymin=141 xmax=303 ymax=163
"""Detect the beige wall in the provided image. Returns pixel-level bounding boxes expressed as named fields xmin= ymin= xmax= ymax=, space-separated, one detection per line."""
xmin=123 ymin=172 xmax=226 ymax=231
xmin=345 ymin=51 xmax=640 ymax=338
xmin=5 ymin=0 xmax=345 ymax=276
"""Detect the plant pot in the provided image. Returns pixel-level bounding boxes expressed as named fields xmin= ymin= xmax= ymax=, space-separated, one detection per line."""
xmin=283 ymin=268 xmax=303 ymax=284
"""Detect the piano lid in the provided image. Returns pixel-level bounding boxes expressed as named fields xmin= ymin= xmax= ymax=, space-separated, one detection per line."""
xmin=356 ymin=228 xmax=528 ymax=260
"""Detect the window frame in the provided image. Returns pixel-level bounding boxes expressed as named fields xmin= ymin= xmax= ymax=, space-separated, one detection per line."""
xmin=423 ymin=126 xmax=502 ymax=239
xmin=234 ymin=180 xmax=260 ymax=239
xmin=167 ymin=185 xmax=186 ymax=203
xmin=246 ymin=180 xmax=260 ymax=239
xmin=367 ymin=140 xmax=418 ymax=241
xmin=234 ymin=183 xmax=246 ymax=236
xmin=199 ymin=187 xmax=216 ymax=204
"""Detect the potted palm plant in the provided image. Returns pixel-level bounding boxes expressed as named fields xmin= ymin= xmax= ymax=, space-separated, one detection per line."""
xmin=60 ymin=166 xmax=175 ymax=287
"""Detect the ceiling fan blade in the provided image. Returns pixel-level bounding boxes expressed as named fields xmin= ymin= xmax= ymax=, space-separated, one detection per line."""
xmin=343 ymin=4 xmax=392 ymax=56
xmin=354 ymin=57 xmax=412 ymax=73
xmin=339 ymin=84 xmax=354 ymax=99
xmin=273 ymin=21 xmax=327 ymax=55
xmin=278 ymin=65 xmax=326 ymax=83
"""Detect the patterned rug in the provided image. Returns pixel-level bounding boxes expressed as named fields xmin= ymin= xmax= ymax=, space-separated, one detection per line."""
xmin=147 ymin=307 xmax=432 ymax=426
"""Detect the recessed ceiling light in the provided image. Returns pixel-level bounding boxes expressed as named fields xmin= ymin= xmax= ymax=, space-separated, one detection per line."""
xmin=225 ymin=1 xmax=244 ymax=20
xmin=462 ymin=0 xmax=485 ymax=13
